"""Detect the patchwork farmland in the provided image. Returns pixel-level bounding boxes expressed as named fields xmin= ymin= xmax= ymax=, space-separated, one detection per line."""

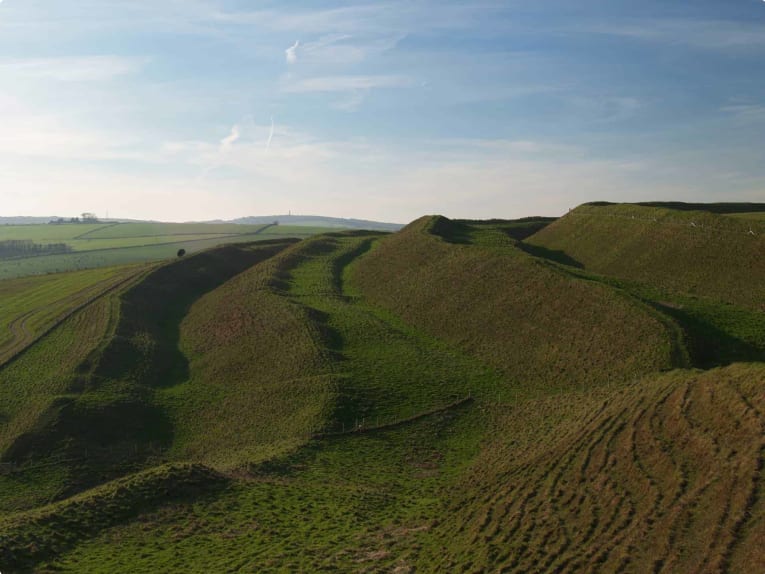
xmin=0 ymin=221 xmax=333 ymax=280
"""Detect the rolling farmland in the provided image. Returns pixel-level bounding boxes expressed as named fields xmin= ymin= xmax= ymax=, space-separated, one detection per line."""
xmin=0 ymin=205 xmax=764 ymax=572
xmin=0 ymin=265 xmax=150 ymax=366
xmin=0 ymin=221 xmax=335 ymax=279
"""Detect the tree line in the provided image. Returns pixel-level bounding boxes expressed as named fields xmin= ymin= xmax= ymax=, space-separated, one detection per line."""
xmin=0 ymin=240 xmax=73 ymax=259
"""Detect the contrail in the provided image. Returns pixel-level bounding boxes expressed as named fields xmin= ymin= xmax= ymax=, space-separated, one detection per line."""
xmin=267 ymin=117 xmax=274 ymax=149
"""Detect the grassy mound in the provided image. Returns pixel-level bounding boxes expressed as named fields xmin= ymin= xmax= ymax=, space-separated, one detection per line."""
xmin=279 ymin=231 xmax=501 ymax=424
xmin=0 ymin=463 xmax=227 ymax=571
xmin=34 ymin=405 xmax=480 ymax=573
xmin=527 ymin=203 xmax=765 ymax=311
xmin=352 ymin=215 xmax=678 ymax=395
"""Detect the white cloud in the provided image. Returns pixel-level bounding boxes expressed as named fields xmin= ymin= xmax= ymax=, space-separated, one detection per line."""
xmin=587 ymin=19 xmax=765 ymax=51
xmin=0 ymin=98 xmax=144 ymax=161
xmin=294 ymin=33 xmax=404 ymax=66
xmin=220 ymin=124 xmax=240 ymax=151
xmin=285 ymin=40 xmax=299 ymax=64
xmin=283 ymin=74 xmax=411 ymax=93
xmin=0 ymin=56 xmax=142 ymax=82
xmin=4 ymin=122 xmax=762 ymax=222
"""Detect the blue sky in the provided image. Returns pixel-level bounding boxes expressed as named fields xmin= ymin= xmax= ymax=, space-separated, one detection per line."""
xmin=1 ymin=0 xmax=764 ymax=222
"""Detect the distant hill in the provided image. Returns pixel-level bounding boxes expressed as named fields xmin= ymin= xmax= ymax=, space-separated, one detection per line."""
xmin=1 ymin=215 xmax=403 ymax=231
xmin=0 ymin=216 xmax=60 ymax=225
xmin=0 ymin=217 xmax=141 ymax=225
xmin=228 ymin=214 xmax=403 ymax=231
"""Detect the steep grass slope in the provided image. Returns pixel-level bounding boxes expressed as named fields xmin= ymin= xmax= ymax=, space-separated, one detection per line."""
xmin=161 ymin=242 xmax=336 ymax=466
xmin=0 ymin=241 xmax=297 ymax=503
xmin=0 ymin=298 xmax=119 ymax=511
xmin=27 ymin=406 xmax=477 ymax=573
xmin=527 ymin=203 xmax=765 ymax=311
xmin=353 ymin=216 xmax=679 ymax=394
xmin=280 ymin=232 xmax=501 ymax=423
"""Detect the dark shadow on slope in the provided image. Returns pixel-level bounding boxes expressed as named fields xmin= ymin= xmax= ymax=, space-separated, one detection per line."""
xmin=518 ymin=242 xmax=584 ymax=269
xmin=458 ymin=217 xmax=557 ymax=241
xmin=2 ymin=239 xmax=298 ymax=499
xmin=279 ymin=233 xmax=388 ymax=431
xmin=653 ymin=303 xmax=765 ymax=369
xmin=96 ymin=240 xmax=296 ymax=388
xmin=551 ymin=263 xmax=765 ymax=370
xmin=427 ymin=216 xmax=474 ymax=245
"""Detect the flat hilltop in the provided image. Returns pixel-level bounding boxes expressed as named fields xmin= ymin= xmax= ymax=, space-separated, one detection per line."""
xmin=0 ymin=203 xmax=763 ymax=572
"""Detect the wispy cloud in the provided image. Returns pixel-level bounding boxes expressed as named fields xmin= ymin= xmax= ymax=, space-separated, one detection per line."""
xmin=587 ymin=18 xmax=765 ymax=51
xmin=295 ymin=33 xmax=404 ymax=66
xmin=283 ymin=75 xmax=412 ymax=93
xmin=267 ymin=117 xmax=274 ymax=149
xmin=0 ymin=56 xmax=142 ymax=81
xmin=220 ymin=124 xmax=240 ymax=152
xmin=722 ymin=104 xmax=765 ymax=123
xmin=285 ymin=40 xmax=299 ymax=64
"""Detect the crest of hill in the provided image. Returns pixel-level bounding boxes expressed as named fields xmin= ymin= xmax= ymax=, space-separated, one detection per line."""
xmin=526 ymin=203 xmax=765 ymax=311
xmin=352 ymin=215 xmax=679 ymax=394
xmin=586 ymin=200 xmax=765 ymax=214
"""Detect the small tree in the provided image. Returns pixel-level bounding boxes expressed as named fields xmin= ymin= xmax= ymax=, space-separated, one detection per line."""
xmin=177 ymin=248 xmax=186 ymax=258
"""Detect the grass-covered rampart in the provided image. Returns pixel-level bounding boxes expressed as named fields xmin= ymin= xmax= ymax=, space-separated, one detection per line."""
xmin=352 ymin=215 xmax=678 ymax=395
xmin=527 ymin=203 xmax=765 ymax=310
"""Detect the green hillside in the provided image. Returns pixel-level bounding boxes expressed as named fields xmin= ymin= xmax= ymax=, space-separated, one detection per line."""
xmin=526 ymin=203 xmax=765 ymax=311
xmin=0 ymin=211 xmax=763 ymax=572
xmin=352 ymin=215 xmax=679 ymax=393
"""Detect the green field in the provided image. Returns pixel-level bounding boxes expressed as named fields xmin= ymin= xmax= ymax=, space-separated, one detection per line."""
xmin=0 ymin=222 xmax=335 ymax=280
xmin=0 ymin=265 xmax=150 ymax=366
xmin=1 ymin=205 xmax=764 ymax=572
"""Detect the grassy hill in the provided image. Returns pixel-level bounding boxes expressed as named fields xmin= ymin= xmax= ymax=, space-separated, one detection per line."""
xmin=526 ymin=203 xmax=765 ymax=311
xmin=0 ymin=211 xmax=763 ymax=572
xmin=352 ymin=215 xmax=679 ymax=394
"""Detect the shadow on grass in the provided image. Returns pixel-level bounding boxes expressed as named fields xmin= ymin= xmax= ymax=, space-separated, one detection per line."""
xmin=1 ymin=240 xmax=297 ymax=498
xmin=654 ymin=303 xmax=765 ymax=368
xmin=518 ymin=242 xmax=584 ymax=268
